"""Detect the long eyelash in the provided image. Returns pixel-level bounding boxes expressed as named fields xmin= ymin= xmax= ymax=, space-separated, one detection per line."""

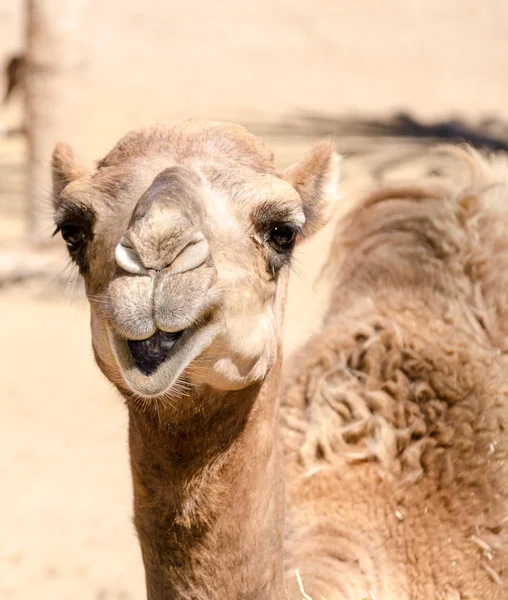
xmin=55 ymin=200 xmax=96 ymax=232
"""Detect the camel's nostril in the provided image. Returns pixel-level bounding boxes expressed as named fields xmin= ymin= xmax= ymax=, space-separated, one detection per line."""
xmin=127 ymin=330 xmax=184 ymax=376
xmin=115 ymin=236 xmax=148 ymax=275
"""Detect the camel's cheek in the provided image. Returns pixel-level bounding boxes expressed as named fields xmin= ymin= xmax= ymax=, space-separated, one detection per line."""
xmin=89 ymin=311 xmax=120 ymax=382
xmin=188 ymin=250 xmax=290 ymax=390
xmin=189 ymin=305 xmax=278 ymax=391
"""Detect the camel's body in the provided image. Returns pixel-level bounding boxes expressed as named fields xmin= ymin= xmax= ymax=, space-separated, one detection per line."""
xmin=1 ymin=55 xmax=24 ymax=108
xmin=0 ymin=54 xmax=24 ymax=136
xmin=52 ymin=123 xmax=507 ymax=599
xmin=283 ymin=163 xmax=508 ymax=598
xmin=284 ymin=297 xmax=507 ymax=599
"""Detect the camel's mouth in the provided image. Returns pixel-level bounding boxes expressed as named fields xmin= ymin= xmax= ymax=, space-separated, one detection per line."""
xmin=108 ymin=318 xmax=220 ymax=398
xmin=127 ymin=330 xmax=184 ymax=376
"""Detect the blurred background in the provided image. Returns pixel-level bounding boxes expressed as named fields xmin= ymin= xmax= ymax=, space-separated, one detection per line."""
xmin=1 ymin=1 xmax=508 ymax=598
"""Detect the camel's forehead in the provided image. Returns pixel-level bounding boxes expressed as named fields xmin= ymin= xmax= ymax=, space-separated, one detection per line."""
xmin=83 ymin=120 xmax=289 ymax=219
xmin=88 ymin=153 xmax=298 ymax=217
xmin=97 ymin=120 xmax=276 ymax=172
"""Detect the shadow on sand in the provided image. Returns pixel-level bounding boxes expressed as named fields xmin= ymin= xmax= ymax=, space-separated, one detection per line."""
xmin=251 ymin=111 xmax=508 ymax=154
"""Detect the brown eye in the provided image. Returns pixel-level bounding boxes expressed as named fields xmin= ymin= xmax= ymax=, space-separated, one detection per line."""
xmin=60 ymin=224 xmax=86 ymax=250
xmin=269 ymin=224 xmax=297 ymax=251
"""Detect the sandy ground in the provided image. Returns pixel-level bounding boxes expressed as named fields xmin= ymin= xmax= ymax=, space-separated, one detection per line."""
xmin=1 ymin=1 xmax=508 ymax=598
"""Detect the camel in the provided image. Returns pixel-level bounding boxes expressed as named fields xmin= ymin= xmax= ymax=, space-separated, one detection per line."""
xmin=0 ymin=54 xmax=24 ymax=136
xmin=51 ymin=121 xmax=507 ymax=599
xmin=51 ymin=119 xmax=341 ymax=600
xmin=282 ymin=148 xmax=508 ymax=599
xmin=1 ymin=55 xmax=24 ymax=110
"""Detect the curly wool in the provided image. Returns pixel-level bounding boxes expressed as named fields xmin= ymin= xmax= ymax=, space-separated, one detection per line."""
xmin=282 ymin=146 xmax=508 ymax=600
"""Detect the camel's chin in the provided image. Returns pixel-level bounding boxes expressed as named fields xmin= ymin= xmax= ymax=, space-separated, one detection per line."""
xmin=107 ymin=321 xmax=220 ymax=399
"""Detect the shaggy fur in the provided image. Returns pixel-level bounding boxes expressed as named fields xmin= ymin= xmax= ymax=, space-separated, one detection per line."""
xmin=282 ymin=147 xmax=508 ymax=599
xmin=54 ymin=119 xmax=508 ymax=599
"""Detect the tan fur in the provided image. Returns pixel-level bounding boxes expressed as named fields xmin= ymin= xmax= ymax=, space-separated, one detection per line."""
xmin=282 ymin=146 xmax=508 ymax=599
xmin=54 ymin=119 xmax=507 ymax=598
xmin=52 ymin=119 xmax=340 ymax=600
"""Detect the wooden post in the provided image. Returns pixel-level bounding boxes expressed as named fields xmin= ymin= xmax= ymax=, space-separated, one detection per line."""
xmin=25 ymin=0 xmax=89 ymax=244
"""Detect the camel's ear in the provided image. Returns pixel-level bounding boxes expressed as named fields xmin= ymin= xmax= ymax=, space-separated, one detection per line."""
xmin=283 ymin=140 xmax=341 ymax=237
xmin=52 ymin=142 xmax=90 ymax=207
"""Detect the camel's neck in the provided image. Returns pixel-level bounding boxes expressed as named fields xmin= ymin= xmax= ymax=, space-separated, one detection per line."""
xmin=128 ymin=359 xmax=286 ymax=600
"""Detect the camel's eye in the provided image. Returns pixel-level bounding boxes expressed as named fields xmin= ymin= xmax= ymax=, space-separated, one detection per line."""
xmin=60 ymin=223 xmax=87 ymax=251
xmin=268 ymin=224 xmax=298 ymax=251
xmin=54 ymin=221 xmax=92 ymax=274
xmin=54 ymin=201 xmax=95 ymax=275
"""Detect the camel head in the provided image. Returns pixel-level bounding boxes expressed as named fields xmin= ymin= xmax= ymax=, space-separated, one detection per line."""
xmin=51 ymin=120 xmax=340 ymax=410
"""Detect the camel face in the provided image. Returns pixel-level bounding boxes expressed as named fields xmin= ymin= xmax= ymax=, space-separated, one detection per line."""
xmin=52 ymin=120 xmax=340 ymax=403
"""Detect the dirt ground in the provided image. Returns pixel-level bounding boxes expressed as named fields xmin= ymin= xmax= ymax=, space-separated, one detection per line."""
xmin=1 ymin=1 xmax=508 ymax=598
